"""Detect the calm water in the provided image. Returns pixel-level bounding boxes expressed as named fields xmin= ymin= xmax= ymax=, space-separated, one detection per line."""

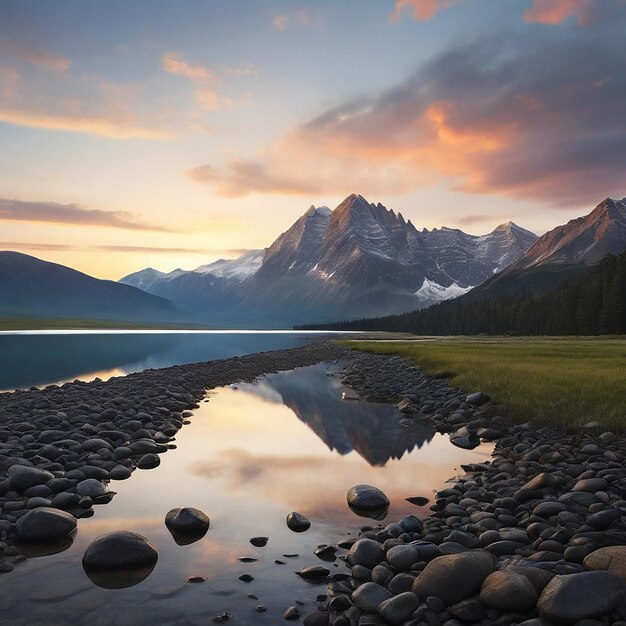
xmin=0 ymin=362 xmax=492 ymax=625
xmin=0 ymin=331 xmax=340 ymax=392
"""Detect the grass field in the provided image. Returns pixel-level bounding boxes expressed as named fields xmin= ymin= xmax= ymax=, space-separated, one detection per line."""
xmin=345 ymin=337 xmax=626 ymax=429
xmin=0 ymin=317 xmax=207 ymax=331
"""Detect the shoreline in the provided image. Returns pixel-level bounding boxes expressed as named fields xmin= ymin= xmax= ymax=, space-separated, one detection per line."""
xmin=0 ymin=340 xmax=624 ymax=624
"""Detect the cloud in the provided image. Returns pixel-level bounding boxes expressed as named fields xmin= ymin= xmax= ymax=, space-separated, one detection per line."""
xmin=222 ymin=62 xmax=258 ymax=77
xmin=190 ymin=30 xmax=626 ymax=206
xmin=524 ymin=0 xmax=626 ymax=25
xmin=161 ymin=50 xmax=236 ymax=111
xmin=271 ymin=9 xmax=323 ymax=31
xmin=161 ymin=51 xmax=212 ymax=81
xmin=389 ymin=0 xmax=457 ymax=22
xmin=455 ymin=214 xmax=496 ymax=226
xmin=271 ymin=14 xmax=289 ymax=30
xmin=0 ymin=40 xmax=71 ymax=71
xmin=0 ymin=199 xmax=171 ymax=231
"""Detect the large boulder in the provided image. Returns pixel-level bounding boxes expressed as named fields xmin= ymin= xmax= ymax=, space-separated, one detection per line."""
xmin=76 ymin=479 xmax=111 ymax=500
xmin=83 ymin=531 xmax=158 ymax=571
xmin=584 ymin=546 xmax=626 ymax=582
xmin=8 ymin=465 xmax=54 ymax=493
xmin=16 ymin=507 xmax=77 ymax=542
xmin=412 ymin=550 xmax=495 ymax=606
xmin=347 ymin=485 xmax=389 ymax=511
xmin=479 ymin=570 xmax=538 ymax=612
xmin=538 ymin=571 xmax=626 ymax=623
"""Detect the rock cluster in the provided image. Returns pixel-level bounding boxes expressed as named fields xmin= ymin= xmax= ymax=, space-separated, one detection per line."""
xmin=0 ymin=341 xmax=347 ymax=570
xmin=301 ymin=350 xmax=626 ymax=625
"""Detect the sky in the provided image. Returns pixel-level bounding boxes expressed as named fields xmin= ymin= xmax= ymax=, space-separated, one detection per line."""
xmin=1 ymin=0 xmax=625 ymax=279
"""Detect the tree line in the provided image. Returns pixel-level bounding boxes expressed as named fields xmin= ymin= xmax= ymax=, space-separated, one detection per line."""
xmin=303 ymin=252 xmax=626 ymax=335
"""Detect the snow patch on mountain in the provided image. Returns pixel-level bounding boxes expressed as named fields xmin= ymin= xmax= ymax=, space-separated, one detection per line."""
xmin=193 ymin=249 xmax=265 ymax=280
xmin=416 ymin=278 xmax=474 ymax=302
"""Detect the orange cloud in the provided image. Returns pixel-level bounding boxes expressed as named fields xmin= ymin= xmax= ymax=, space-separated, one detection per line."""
xmin=190 ymin=33 xmax=626 ymax=206
xmin=162 ymin=51 xmax=213 ymax=81
xmin=389 ymin=0 xmax=457 ymax=22
xmin=525 ymin=0 xmax=598 ymax=25
xmin=0 ymin=105 xmax=171 ymax=139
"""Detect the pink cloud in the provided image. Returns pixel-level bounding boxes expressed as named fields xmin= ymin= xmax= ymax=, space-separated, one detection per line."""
xmin=0 ymin=40 xmax=71 ymax=71
xmin=161 ymin=51 xmax=213 ymax=81
xmin=389 ymin=0 xmax=458 ymax=22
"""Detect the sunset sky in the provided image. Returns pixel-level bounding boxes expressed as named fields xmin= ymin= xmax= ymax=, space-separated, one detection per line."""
xmin=1 ymin=0 xmax=625 ymax=279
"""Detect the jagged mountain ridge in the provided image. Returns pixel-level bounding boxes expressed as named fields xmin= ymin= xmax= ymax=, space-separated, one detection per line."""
xmin=120 ymin=193 xmax=538 ymax=326
xmin=470 ymin=197 xmax=626 ymax=299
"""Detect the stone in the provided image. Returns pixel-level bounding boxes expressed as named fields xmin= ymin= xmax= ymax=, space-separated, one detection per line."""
xmin=412 ymin=549 xmax=495 ymax=606
xmin=297 ymin=565 xmax=330 ymax=581
xmin=286 ymin=511 xmax=311 ymax=532
xmin=76 ymin=478 xmax=110 ymax=499
xmin=378 ymin=592 xmax=419 ymax=624
xmin=165 ymin=507 xmax=210 ymax=534
xmin=283 ymin=606 xmax=300 ymax=620
xmin=584 ymin=546 xmax=626 ymax=582
xmin=303 ymin=611 xmax=329 ymax=626
xmin=136 ymin=453 xmax=160 ymax=469
xmin=347 ymin=539 xmax=386 ymax=569
xmin=351 ymin=582 xmax=392 ymax=613
xmin=538 ymin=571 xmax=626 ymax=622
xmin=347 ymin=484 xmax=389 ymax=511
xmin=250 ymin=536 xmax=268 ymax=547
xmin=466 ymin=392 xmax=489 ymax=405
xmin=479 ymin=570 xmax=538 ymax=612
xmin=8 ymin=465 xmax=54 ymax=493
xmin=16 ymin=507 xmax=77 ymax=542
xmin=82 ymin=531 xmax=158 ymax=571
xmin=386 ymin=544 xmax=418 ymax=571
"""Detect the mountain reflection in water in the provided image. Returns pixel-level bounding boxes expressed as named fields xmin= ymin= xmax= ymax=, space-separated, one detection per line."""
xmin=240 ymin=362 xmax=435 ymax=466
xmin=0 ymin=361 xmax=493 ymax=625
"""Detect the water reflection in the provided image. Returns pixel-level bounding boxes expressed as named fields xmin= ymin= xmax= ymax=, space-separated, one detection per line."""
xmin=0 ymin=362 xmax=493 ymax=625
xmin=0 ymin=332 xmax=315 ymax=391
xmin=241 ymin=363 xmax=436 ymax=466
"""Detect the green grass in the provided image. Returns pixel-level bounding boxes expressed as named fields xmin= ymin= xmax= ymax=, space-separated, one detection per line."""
xmin=0 ymin=317 xmax=208 ymax=330
xmin=344 ymin=337 xmax=626 ymax=429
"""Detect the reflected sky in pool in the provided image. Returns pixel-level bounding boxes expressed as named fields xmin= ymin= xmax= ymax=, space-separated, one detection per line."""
xmin=0 ymin=362 xmax=492 ymax=625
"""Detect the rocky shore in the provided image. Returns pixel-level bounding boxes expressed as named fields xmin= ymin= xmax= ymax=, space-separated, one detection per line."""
xmin=0 ymin=339 xmax=625 ymax=625
xmin=302 ymin=350 xmax=626 ymax=626
xmin=0 ymin=341 xmax=347 ymax=570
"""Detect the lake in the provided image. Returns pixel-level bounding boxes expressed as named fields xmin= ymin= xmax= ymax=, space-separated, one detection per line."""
xmin=0 ymin=361 xmax=492 ymax=624
xmin=0 ymin=330 xmax=342 ymax=392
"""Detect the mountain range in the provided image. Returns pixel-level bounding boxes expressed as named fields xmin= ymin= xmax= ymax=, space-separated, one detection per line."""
xmin=2 ymin=194 xmax=624 ymax=327
xmin=121 ymin=193 xmax=538 ymax=326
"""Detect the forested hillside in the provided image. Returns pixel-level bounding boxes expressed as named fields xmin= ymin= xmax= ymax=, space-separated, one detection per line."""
xmin=309 ymin=252 xmax=626 ymax=335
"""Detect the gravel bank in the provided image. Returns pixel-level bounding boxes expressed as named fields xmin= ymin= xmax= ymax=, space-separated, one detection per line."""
xmin=303 ymin=349 xmax=626 ymax=626
xmin=0 ymin=340 xmax=348 ymax=571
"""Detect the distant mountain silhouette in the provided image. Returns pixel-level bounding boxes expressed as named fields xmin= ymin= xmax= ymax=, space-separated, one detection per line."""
xmin=0 ymin=251 xmax=181 ymax=323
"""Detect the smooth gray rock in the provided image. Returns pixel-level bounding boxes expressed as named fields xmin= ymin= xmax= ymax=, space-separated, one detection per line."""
xmin=378 ymin=592 xmax=419 ymax=624
xmin=351 ymin=582 xmax=392 ymax=613
xmin=412 ymin=549 xmax=495 ymax=606
xmin=347 ymin=539 xmax=386 ymax=569
xmin=165 ymin=507 xmax=210 ymax=534
xmin=347 ymin=484 xmax=389 ymax=511
xmin=538 ymin=571 xmax=626 ymax=622
xmin=386 ymin=544 xmax=418 ymax=571
xmin=584 ymin=546 xmax=626 ymax=582
xmin=82 ymin=531 xmax=158 ymax=571
xmin=479 ymin=570 xmax=538 ymax=612
xmin=8 ymin=466 xmax=54 ymax=493
xmin=466 ymin=392 xmax=489 ymax=405
xmin=76 ymin=478 xmax=110 ymax=498
xmin=286 ymin=511 xmax=311 ymax=532
xmin=16 ymin=507 xmax=77 ymax=542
